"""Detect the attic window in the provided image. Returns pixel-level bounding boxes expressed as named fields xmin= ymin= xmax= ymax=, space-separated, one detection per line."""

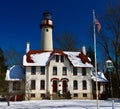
xmin=61 ymin=55 xmax=64 ymax=62
xmin=55 ymin=55 xmax=59 ymax=62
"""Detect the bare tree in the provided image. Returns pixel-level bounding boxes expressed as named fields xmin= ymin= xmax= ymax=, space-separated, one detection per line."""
xmin=97 ymin=1 xmax=120 ymax=97
xmin=4 ymin=48 xmax=23 ymax=67
xmin=25 ymin=78 xmax=32 ymax=100
xmin=54 ymin=32 xmax=81 ymax=51
xmin=0 ymin=81 xmax=10 ymax=106
xmin=86 ymin=46 xmax=95 ymax=66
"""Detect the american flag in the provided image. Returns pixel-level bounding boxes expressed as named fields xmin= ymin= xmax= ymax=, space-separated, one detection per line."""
xmin=94 ymin=19 xmax=101 ymax=33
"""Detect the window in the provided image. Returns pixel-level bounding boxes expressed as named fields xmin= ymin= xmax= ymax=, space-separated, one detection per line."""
xmin=61 ymin=55 xmax=64 ymax=62
xmin=40 ymin=80 xmax=45 ymax=90
xmin=83 ymin=93 xmax=87 ymax=97
xmin=41 ymin=94 xmax=45 ymax=98
xmin=82 ymin=80 xmax=87 ymax=90
xmin=73 ymin=67 xmax=77 ymax=75
xmin=73 ymin=80 xmax=78 ymax=90
xmin=13 ymin=81 xmax=21 ymax=91
xmin=55 ymin=55 xmax=64 ymax=62
xmin=82 ymin=68 xmax=86 ymax=76
xmin=31 ymin=80 xmax=35 ymax=90
xmin=55 ymin=55 xmax=59 ymax=62
xmin=46 ymin=29 xmax=49 ymax=32
xmin=31 ymin=94 xmax=35 ymax=98
xmin=74 ymin=93 xmax=78 ymax=97
xmin=31 ymin=66 xmax=36 ymax=75
xmin=63 ymin=67 xmax=67 ymax=75
xmin=53 ymin=67 xmax=57 ymax=75
xmin=41 ymin=66 xmax=45 ymax=75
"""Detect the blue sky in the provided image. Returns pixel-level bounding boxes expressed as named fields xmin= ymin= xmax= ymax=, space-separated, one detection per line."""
xmin=0 ymin=0 xmax=114 ymax=53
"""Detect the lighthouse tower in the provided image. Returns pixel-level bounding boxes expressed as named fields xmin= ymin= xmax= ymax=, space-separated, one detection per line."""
xmin=40 ymin=11 xmax=53 ymax=51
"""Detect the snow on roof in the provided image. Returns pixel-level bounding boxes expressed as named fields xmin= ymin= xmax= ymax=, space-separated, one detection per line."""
xmin=23 ymin=51 xmax=51 ymax=66
xmin=23 ymin=50 xmax=93 ymax=68
xmin=91 ymin=70 xmax=108 ymax=82
xmin=5 ymin=65 xmax=25 ymax=81
xmin=64 ymin=51 xmax=93 ymax=67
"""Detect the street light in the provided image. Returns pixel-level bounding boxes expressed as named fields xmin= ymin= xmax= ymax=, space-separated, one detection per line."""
xmin=106 ymin=60 xmax=114 ymax=109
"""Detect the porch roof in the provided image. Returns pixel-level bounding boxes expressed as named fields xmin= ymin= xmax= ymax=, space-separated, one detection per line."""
xmin=91 ymin=70 xmax=108 ymax=82
xmin=5 ymin=65 xmax=25 ymax=81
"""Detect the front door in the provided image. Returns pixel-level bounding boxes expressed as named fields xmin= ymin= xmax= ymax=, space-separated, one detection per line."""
xmin=62 ymin=80 xmax=67 ymax=93
xmin=53 ymin=80 xmax=58 ymax=93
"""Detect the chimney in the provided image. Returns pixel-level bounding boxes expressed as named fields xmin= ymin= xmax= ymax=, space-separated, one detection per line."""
xmin=82 ymin=45 xmax=86 ymax=55
xmin=26 ymin=42 xmax=30 ymax=53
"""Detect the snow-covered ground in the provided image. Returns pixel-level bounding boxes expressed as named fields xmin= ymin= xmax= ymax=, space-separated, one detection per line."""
xmin=0 ymin=100 xmax=120 ymax=109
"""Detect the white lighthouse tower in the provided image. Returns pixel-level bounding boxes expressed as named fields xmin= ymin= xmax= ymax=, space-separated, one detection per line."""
xmin=40 ymin=11 xmax=53 ymax=51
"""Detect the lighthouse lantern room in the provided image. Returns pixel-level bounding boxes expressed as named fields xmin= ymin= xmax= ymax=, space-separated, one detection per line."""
xmin=40 ymin=11 xmax=53 ymax=51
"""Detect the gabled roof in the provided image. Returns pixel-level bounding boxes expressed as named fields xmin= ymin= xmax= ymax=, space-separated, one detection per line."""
xmin=23 ymin=50 xmax=51 ymax=66
xmin=64 ymin=51 xmax=92 ymax=67
xmin=23 ymin=50 xmax=93 ymax=68
xmin=5 ymin=65 xmax=25 ymax=81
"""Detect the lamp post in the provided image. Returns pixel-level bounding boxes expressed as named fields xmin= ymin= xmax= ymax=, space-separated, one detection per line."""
xmin=106 ymin=60 xmax=114 ymax=109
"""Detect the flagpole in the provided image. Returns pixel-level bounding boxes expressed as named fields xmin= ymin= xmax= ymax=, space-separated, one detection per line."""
xmin=93 ymin=9 xmax=99 ymax=109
